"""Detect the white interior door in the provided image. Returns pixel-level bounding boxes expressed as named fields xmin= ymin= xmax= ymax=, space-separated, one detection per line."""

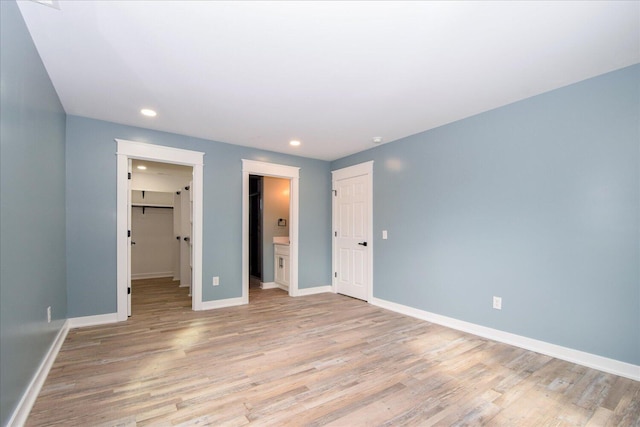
xmin=173 ymin=191 xmax=181 ymax=281
xmin=180 ymin=184 xmax=191 ymax=293
xmin=333 ymin=163 xmax=373 ymax=301
xmin=127 ymin=159 xmax=132 ymax=316
xmin=188 ymin=180 xmax=193 ymax=296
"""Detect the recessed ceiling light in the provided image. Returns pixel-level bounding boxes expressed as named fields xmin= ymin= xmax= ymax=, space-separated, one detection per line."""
xmin=137 ymin=165 xmax=147 ymax=170
xmin=372 ymin=137 xmax=384 ymax=144
xmin=140 ymin=108 xmax=157 ymax=117
xmin=290 ymin=140 xmax=301 ymax=147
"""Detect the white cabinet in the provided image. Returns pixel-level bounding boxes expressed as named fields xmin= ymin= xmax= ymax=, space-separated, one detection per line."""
xmin=274 ymin=244 xmax=290 ymax=290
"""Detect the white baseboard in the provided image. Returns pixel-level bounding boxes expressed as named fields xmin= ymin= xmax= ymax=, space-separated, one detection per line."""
xmin=296 ymin=285 xmax=333 ymax=296
xmin=68 ymin=313 xmax=119 ymax=328
xmin=260 ymin=282 xmax=278 ymax=289
xmin=261 ymin=282 xmax=291 ymax=292
xmin=199 ymin=296 xmax=246 ymax=310
xmin=8 ymin=321 xmax=70 ymax=427
xmin=131 ymin=272 xmax=174 ymax=280
xmin=370 ymin=297 xmax=640 ymax=381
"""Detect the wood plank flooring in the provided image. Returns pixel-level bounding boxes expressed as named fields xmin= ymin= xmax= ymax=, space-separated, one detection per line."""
xmin=27 ymin=277 xmax=640 ymax=426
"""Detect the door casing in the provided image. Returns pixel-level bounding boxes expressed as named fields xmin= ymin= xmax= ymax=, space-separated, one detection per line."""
xmin=116 ymin=139 xmax=204 ymax=320
xmin=332 ymin=161 xmax=374 ymax=301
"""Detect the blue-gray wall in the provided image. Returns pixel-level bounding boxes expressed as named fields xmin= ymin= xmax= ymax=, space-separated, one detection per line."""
xmin=0 ymin=1 xmax=68 ymax=424
xmin=332 ymin=64 xmax=640 ymax=365
xmin=66 ymin=116 xmax=332 ymax=317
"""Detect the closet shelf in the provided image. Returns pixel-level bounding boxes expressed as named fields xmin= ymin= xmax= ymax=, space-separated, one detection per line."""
xmin=132 ymin=204 xmax=173 ymax=214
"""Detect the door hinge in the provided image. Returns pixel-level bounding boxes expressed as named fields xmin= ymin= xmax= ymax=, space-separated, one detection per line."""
xmin=333 ymin=190 xmax=337 ymax=196
xmin=128 ymin=172 xmax=131 ymax=180
xmin=128 ymin=287 xmax=131 ymax=295
xmin=334 ymin=272 xmax=337 ymax=278
xmin=334 ymin=231 xmax=337 ymax=237
xmin=128 ymin=230 xmax=131 ymax=237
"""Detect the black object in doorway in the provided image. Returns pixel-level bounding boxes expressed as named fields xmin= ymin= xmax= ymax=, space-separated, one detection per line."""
xmin=249 ymin=175 xmax=263 ymax=279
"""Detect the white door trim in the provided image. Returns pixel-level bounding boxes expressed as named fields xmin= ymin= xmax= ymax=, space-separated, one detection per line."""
xmin=332 ymin=161 xmax=374 ymax=301
xmin=116 ymin=139 xmax=205 ymax=320
xmin=242 ymin=159 xmax=300 ymax=302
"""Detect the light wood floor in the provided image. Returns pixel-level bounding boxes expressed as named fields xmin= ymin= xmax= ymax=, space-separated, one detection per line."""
xmin=27 ymin=277 xmax=639 ymax=426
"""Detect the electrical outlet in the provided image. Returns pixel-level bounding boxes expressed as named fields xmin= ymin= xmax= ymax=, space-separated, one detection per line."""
xmin=493 ymin=296 xmax=502 ymax=310
xmin=47 ymin=306 xmax=52 ymax=323
xmin=382 ymin=230 xmax=388 ymax=240
xmin=212 ymin=276 xmax=219 ymax=286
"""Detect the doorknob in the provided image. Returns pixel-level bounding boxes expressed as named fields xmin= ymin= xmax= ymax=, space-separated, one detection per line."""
xmin=184 ymin=236 xmax=190 ymax=242
xmin=131 ymin=241 xmax=136 ymax=245
xmin=358 ymin=241 xmax=367 ymax=247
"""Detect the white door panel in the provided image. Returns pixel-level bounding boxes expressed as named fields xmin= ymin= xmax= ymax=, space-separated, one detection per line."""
xmin=338 ymin=248 xmax=350 ymax=286
xmin=334 ymin=171 xmax=370 ymax=301
xmin=180 ymin=185 xmax=191 ymax=292
xmin=127 ymin=159 xmax=132 ymax=316
xmin=173 ymin=192 xmax=181 ymax=281
xmin=189 ymin=180 xmax=193 ymax=295
xmin=353 ymin=203 xmax=365 ymax=238
xmin=353 ymin=250 xmax=365 ymax=285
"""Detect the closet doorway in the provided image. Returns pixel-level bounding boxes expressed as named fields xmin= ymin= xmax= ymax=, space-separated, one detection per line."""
xmin=116 ymin=139 xmax=204 ymax=321
xmin=130 ymin=160 xmax=193 ymax=313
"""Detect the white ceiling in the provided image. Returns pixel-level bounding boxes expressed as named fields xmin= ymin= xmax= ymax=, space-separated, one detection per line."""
xmin=17 ymin=1 xmax=640 ymax=161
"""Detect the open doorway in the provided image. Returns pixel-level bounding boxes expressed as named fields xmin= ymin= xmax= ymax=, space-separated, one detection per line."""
xmin=116 ymin=139 xmax=204 ymax=321
xmin=129 ymin=160 xmax=192 ymax=315
xmin=242 ymin=160 xmax=300 ymax=303
xmin=249 ymin=175 xmax=291 ymax=292
xmin=249 ymin=175 xmax=263 ymax=287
